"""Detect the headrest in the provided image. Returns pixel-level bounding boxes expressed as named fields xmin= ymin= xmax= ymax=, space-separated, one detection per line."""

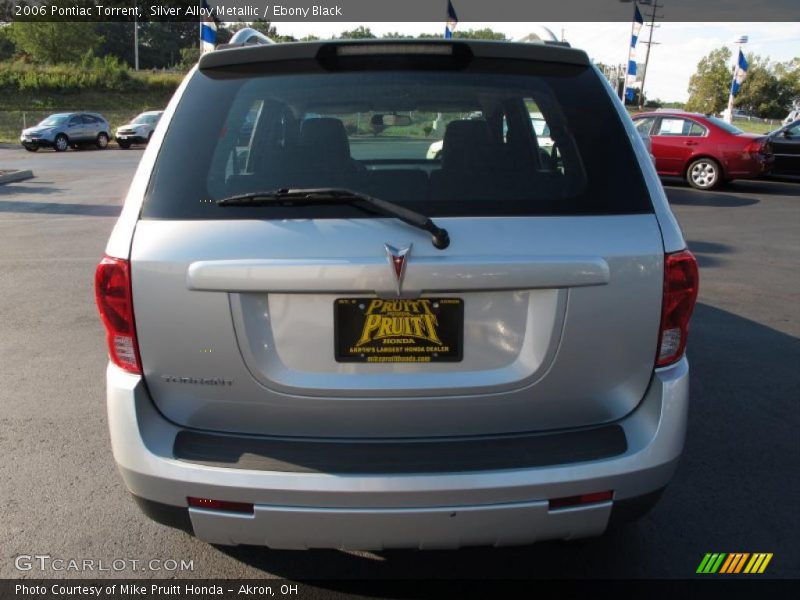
xmin=299 ymin=117 xmax=351 ymax=162
xmin=441 ymin=120 xmax=494 ymax=171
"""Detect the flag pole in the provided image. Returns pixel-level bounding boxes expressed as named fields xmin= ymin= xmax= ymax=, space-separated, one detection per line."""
xmin=621 ymin=4 xmax=636 ymax=101
xmin=725 ymin=36 xmax=748 ymax=123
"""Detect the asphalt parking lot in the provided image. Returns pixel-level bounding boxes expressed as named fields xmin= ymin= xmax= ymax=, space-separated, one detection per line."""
xmin=0 ymin=147 xmax=798 ymax=581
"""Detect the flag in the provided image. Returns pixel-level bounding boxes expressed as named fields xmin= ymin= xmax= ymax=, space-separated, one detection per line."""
xmin=730 ymin=50 xmax=748 ymax=96
xmin=624 ymin=4 xmax=644 ymax=102
xmin=200 ymin=0 xmax=217 ymax=54
xmin=445 ymin=0 xmax=458 ymax=39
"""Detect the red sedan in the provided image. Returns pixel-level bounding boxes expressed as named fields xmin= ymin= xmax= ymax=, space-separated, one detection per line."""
xmin=632 ymin=111 xmax=773 ymax=190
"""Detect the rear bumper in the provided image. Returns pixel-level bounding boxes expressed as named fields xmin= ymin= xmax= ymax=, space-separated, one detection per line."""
xmin=107 ymin=358 xmax=689 ymax=549
xmin=725 ymin=152 xmax=774 ymax=178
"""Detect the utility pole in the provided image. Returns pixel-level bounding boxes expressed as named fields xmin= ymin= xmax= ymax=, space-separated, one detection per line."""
xmin=638 ymin=1 xmax=664 ymax=109
xmin=134 ymin=15 xmax=139 ymax=71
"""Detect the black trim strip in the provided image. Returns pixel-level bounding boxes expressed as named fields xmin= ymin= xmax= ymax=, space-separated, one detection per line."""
xmin=174 ymin=425 xmax=627 ymax=474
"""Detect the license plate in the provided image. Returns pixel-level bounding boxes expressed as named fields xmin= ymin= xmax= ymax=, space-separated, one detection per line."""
xmin=118 ymin=135 xmax=129 ymax=139
xmin=334 ymin=298 xmax=463 ymax=363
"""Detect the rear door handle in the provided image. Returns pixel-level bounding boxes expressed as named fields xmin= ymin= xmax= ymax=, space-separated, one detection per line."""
xmin=684 ymin=140 xmax=699 ymax=146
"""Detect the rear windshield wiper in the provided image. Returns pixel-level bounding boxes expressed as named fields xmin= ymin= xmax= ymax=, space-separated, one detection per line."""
xmin=216 ymin=188 xmax=450 ymax=250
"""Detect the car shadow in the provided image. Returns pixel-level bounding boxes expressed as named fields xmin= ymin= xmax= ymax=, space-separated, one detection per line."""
xmin=664 ymin=185 xmax=759 ymax=207
xmin=0 ymin=183 xmax=61 ymax=196
xmin=208 ymin=304 xmax=800 ymax=582
xmin=728 ymin=179 xmax=800 ymax=197
xmin=687 ymin=240 xmax=733 ymax=269
xmin=0 ymin=199 xmax=120 ymax=217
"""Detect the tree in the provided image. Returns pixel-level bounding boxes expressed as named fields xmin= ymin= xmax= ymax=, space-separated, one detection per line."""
xmin=0 ymin=23 xmax=15 ymax=62
xmin=418 ymin=28 xmax=507 ymax=41
xmin=178 ymin=46 xmax=201 ymax=71
xmin=685 ymin=47 xmax=732 ymax=115
xmin=338 ymin=26 xmax=376 ymax=40
xmin=774 ymin=58 xmax=800 ymax=107
xmin=94 ymin=22 xmax=136 ymax=68
xmin=453 ymin=28 xmax=507 ymax=41
xmin=735 ymin=54 xmax=794 ymax=119
xmin=8 ymin=21 xmax=100 ymax=63
xmin=136 ymin=22 xmax=197 ymax=69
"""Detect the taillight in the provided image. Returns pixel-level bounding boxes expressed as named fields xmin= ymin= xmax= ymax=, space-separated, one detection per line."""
xmin=95 ymin=255 xmax=141 ymax=374
xmin=743 ymin=139 xmax=765 ymax=154
xmin=656 ymin=250 xmax=699 ymax=367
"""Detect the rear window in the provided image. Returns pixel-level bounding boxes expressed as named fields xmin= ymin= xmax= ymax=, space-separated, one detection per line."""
xmin=706 ymin=116 xmax=743 ymax=135
xmin=143 ymin=55 xmax=652 ymax=219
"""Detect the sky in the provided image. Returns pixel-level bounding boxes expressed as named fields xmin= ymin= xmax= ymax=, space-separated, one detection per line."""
xmin=269 ymin=22 xmax=800 ymax=102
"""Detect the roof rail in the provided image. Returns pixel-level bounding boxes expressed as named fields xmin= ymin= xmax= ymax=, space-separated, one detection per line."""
xmin=217 ymin=28 xmax=275 ymax=50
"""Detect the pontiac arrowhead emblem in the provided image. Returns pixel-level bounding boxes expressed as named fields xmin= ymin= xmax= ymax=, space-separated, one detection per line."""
xmin=385 ymin=243 xmax=411 ymax=296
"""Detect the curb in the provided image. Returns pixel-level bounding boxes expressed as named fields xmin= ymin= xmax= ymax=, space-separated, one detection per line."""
xmin=0 ymin=169 xmax=34 ymax=184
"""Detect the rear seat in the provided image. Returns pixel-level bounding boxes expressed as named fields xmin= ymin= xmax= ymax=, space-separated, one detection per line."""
xmin=225 ymin=117 xmax=557 ymax=205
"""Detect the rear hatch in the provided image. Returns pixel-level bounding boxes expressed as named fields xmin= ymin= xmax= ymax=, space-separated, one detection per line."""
xmin=130 ymin=42 xmax=665 ymax=438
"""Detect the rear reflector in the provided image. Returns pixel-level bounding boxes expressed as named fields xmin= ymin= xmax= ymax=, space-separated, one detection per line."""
xmin=94 ymin=255 xmax=141 ymax=374
xmin=656 ymin=250 xmax=700 ymax=367
xmin=187 ymin=497 xmax=254 ymax=514
xmin=549 ymin=491 xmax=614 ymax=510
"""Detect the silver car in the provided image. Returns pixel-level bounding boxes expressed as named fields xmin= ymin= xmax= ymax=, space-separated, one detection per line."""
xmin=96 ymin=39 xmax=699 ymax=550
xmin=115 ymin=111 xmax=164 ymax=149
xmin=20 ymin=112 xmax=111 ymax=152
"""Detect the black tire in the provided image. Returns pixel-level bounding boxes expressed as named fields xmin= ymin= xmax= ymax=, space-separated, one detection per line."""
xmin=686 ymin=157 xmax=721 ymax=190
xmin=54 ymin=134 xmax=68 ymax=152
xmin=96 ymin=132 xmax=109 ymax=149
xmin=117 ymin=140 xmax=131 ymax=149
xmin=23 ymin=145 xmax=38 ymax=152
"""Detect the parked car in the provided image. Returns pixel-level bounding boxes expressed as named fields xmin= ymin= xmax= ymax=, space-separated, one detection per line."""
xmin=764 ymin=119 xmax=800 ymax=177
xmin=96 ymin=39 xmax=698 ymax=550
xmin=115 ymin=111 xmax=164 ymax=149
xmin=633 ymin=111 xmax=773 ymax=189
xmin=20 ymin=112 xmax=111 ymax=152
xmin=783 ymin=109 xmax=800 ymax=126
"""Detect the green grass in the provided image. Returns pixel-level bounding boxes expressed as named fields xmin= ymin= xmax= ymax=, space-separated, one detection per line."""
xmin=730 ymin=119 xmax=782 ymax=134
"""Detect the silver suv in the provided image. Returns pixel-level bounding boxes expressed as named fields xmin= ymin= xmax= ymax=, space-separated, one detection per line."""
xmin=96 ymin=40 xmax=698 ymax=549
xmin=20 ymin=112 xmax=111 ymax=152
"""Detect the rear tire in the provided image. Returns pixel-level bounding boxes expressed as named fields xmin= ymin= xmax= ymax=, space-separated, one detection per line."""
xmin=96 ymin=132 xmax=109 ymax=149
xmin=117 ymin=140 xmax=131 ymax=149
xmin=54 ymin=134 xmax=68 ymax=152
xmin=686 ymin=158 xmax=721 ymax=190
